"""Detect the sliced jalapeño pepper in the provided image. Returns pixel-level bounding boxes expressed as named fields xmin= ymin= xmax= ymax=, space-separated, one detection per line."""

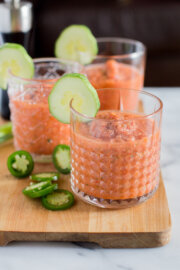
xmin=41 ymin=189 xmax=74 ymax=211
xmin=7 ymin=150 xmax=34 ymax=178
xmin=23 ymin=181 xmax=58 ymax=199
xmin=0 ymin=122 xmax=13 ymax=145
xmin=52 ymin=144 xmax=71 ymax=174
xmin=30 ymin=172 xmax=59 ymax=182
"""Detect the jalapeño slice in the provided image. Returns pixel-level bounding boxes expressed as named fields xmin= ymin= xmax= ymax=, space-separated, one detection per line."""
xmin=52 ymin=144 xmax=71 ymax=174
xmin=41 ymin=189 xmax=74 ymax=211
xmin=0 ymin=122 xmax=13 ymax=144
xmin=23 ymin=181 xmax=58 ymax=199
xmin=30 ymin=172 xmax=59 ymax=182
xmin=7 ymin=150 xmax=34 ymax=178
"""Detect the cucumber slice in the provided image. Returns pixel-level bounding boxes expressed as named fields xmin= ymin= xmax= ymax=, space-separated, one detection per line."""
xmin=55 ymin=25 xmax=98 ymax=65
xmin=30 ymin=172 xmax=59 ymax=182
xmin=0 ymin=43 xmax=34 ymax=89
xmin=48 ymin=73 xmax=100 ymax=124
xmin=53 ymin=144 xmax=71 ymax=174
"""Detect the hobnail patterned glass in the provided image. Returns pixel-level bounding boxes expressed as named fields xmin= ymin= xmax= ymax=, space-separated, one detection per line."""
xmin=70 ymin=88 xmax=162 ymax=208
xmin=84 ymin=38 xmax=146 ymax=96
xmin=8 ymin=58 xmax=82 ymax=163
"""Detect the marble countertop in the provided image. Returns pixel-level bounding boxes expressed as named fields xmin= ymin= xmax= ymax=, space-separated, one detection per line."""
xmin=0 ymin=88 xmax=180 ymax=270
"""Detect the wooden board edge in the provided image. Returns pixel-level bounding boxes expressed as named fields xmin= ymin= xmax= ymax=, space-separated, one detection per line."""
xmin=96 ymin=229 xmax=172 ymax=248
xmin=0 ymin=228 xmax=172 ymax=248
xmin=0 ymin=172 xmax=172 ymax=248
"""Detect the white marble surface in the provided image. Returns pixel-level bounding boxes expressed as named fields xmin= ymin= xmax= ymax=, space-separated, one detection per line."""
xmin=0 ymin=88 xmax=180 ymax=270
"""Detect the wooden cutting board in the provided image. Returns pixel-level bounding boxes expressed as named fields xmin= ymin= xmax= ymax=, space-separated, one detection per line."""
xmin=0 ymin=118 xmax=171 ymax=248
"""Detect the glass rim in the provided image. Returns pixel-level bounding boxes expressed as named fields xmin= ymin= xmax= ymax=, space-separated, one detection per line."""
xmin=70 ymin=88 xmax=163 ymax=121
xmin=95 ymin=37 xmax=146 ymax=60
xmin=8 ymin=57 xmax=83 ymax=84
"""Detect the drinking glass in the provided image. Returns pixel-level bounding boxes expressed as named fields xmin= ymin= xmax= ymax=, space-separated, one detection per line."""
xmin=8 ymin=58 xmax=82 ymax=162
xmin=84 ymin=38 xmax=146 ymax=110
xmin=70 ymin=88 xmax=162 ymax=208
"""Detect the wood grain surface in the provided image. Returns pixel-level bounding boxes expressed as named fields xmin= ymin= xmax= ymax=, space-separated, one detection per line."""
xmin=0 ymin=118 xmax=171 ymax=248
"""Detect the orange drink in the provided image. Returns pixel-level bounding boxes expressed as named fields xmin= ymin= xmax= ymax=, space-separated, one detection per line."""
xmin=84 ymin=38 xmax=146 ymax=111
xmin=70 ymin=88 xmax=162 ymax=208
xmin=8 ymin=58 xmax=82 ymax=162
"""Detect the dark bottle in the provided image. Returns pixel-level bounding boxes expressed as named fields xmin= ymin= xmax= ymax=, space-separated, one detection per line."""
xmin=0 ymin=0 xmax=33 ymax=120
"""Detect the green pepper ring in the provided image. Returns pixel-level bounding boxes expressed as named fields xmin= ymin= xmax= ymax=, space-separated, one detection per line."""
xmin=30 ymin=172 xmax=60 ymax=182
xmin=52 ymin=144 xmax=71 ymax=174
xmin=41 ymin=189 xmax=74 ymax=211
xmin=7 ymin=150 xmax=34 ymax=178
xmin=0 ymin=122 xmax=13 ymax=144
xmin=23 ymin=183 xmax=58 ymax=199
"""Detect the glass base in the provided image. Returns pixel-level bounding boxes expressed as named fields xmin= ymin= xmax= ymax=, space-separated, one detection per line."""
xmin=14 ymin=143 xmax=53 ymax=163
xmin=31 ymin=153 xmax=52 ymax=163
xmin=71 ymin=182 xmax=159 ymax=209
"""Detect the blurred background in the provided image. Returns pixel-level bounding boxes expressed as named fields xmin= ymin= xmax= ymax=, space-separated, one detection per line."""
xmin=1 ymin=0 xmax=180 ymax=87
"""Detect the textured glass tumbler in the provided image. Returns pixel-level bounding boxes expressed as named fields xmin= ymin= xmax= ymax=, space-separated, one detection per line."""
xmin=84 ymin=38 xmax=146 ymax=110
xmin=8 ymin=58 xmax=82 ymax=162
xmin=70 ymin=88 xmax=162 ymax=208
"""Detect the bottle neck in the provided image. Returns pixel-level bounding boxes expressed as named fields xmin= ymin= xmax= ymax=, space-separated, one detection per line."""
xmin=5 ymin=0 xmax=20 ymax=8
xmin=0 ymin=1 xmax=33 ymax=33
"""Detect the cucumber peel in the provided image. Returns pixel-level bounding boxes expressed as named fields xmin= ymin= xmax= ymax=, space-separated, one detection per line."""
xmin=55 ymin=25 xmax=98 ymax=65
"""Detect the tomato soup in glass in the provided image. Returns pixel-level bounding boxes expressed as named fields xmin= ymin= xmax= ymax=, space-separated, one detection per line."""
xmin=84 ymin=38 xmax=146 ymax=111
xmin=8 ymin=58 xmax=82 ymax=162
xmin=70 ymin=88 xmax=162 ymax=209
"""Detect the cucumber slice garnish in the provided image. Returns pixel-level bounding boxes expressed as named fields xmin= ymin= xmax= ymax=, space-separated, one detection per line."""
xmin=53 ymin=144 xmax=71 ymax=174
xmin=30 ymin=172 xmax=60 ymax=182
xmin=0 ymin=43 xmax=34 ymax=89
xmin=48 ymin=73 xmax=100 ymax=124
xmin=55 ymin=25 xmax=98 ymax=65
